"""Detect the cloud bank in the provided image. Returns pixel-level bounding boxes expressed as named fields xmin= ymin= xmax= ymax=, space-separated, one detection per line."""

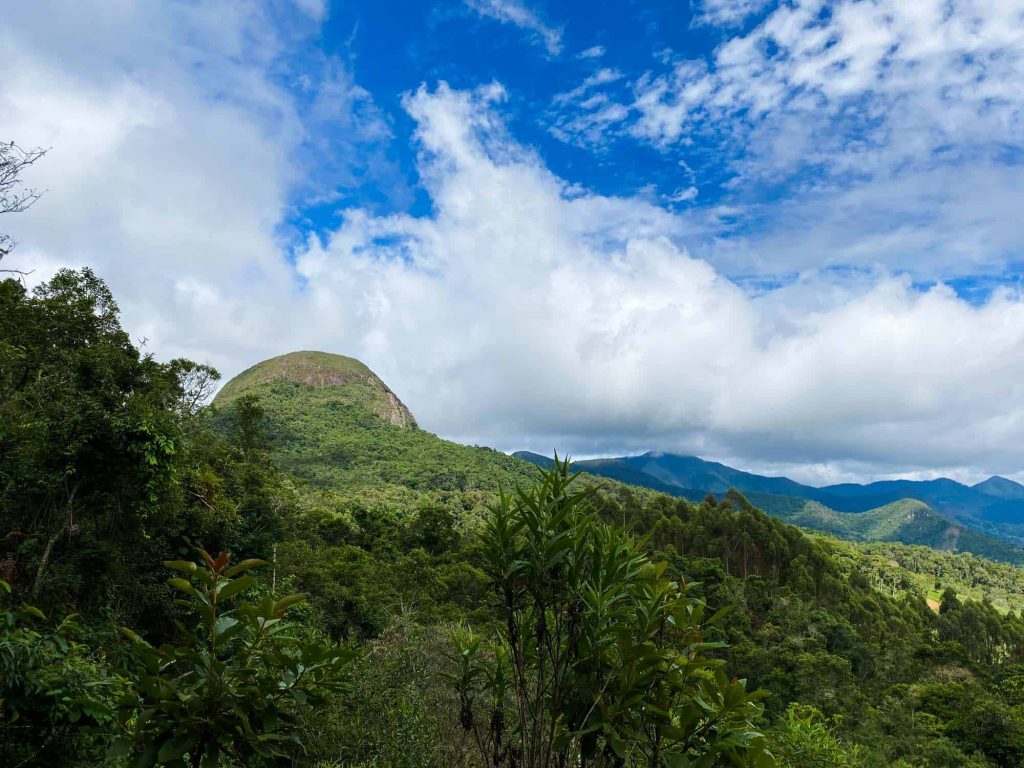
xmin=4 ymin=0 xmax=1024 ymax=485
xmin=295 ymin=83 xmax=1024 ymax=483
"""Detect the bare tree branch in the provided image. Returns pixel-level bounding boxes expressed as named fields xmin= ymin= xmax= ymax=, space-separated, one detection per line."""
xmin=0 ymin=141 xmax=50 ymax=266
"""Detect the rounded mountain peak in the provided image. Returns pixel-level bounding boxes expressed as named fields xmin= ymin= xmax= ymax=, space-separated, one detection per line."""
xmin=214 ymin=351 xmax=417 ymax=429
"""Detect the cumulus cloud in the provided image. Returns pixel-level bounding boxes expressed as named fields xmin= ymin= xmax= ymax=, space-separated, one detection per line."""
xmin=465 ymin=0 xmax=563 ymax=56
xmin=290 ymin=83 xmax=1024 ymax=483
xmin=692 ymin=0 xmax=773 ymax=27
xmin=1 ymin=0 xmax=392 ymax=364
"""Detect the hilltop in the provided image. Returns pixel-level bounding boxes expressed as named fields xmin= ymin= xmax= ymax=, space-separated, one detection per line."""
xmin=211 ymin=358 xmax=1024 ymax=565
xmin=212 ymin=351 xmax=533 ymax=494
xmin=214 ymin=351 xmax=418 ymax=429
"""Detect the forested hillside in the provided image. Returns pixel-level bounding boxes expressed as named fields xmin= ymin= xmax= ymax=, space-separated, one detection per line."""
xmin=210 ymin=351 xmax=535 ymax=495
xmin=5 ymin=270 xmax=1024 ymax=767
xmin=515 ymin=452 xmax=1024 ymax=565
xmin=832 ymin=538 xmax=1024 ymax=614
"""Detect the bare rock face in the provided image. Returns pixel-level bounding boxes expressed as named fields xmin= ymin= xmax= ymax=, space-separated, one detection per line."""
xmin=214 ymin=350 xmax=417 ymax=429
xmin=379 ymin=386 xmax=417 ymax=429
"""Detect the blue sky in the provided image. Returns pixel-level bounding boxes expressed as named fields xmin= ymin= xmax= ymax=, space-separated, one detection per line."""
xmin=302 ymin=0 xmax=728 ymax=218
xmin=282 ymin=0 xmax=1024 ymax=293
xmin=5 ymin=0 xmax=1024 ymax=484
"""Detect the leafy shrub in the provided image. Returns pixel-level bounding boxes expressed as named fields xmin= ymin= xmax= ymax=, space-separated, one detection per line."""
xmin=0 ymin=579 xmax=127 ymax=765
xmin=115 ymin=550 xmax=356 ymax=767
xmin=769 ymin=704 xmax=864 ymax=767
xmin=451 ymin=459 xmax=772 ymax=767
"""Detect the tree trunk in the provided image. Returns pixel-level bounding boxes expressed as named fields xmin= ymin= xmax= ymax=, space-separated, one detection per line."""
xmin=31 ymin=526 xmax=62 ymax=601
xmin=31 ymin=489 xmax=76 ymax=600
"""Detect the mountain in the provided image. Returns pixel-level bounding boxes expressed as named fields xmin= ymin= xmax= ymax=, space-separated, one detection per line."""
xmin=815 ymin=477 xmax=987 ymax=515
xmin=614 ymin=453 xmax=1024 ymax=527
xmin=511 ymin=450 xmax=555 ymax=469
xmin=213 ymin=351 xmax=534 ymax=493
xmin=574 ymin=458 xmax=699 ymax=496
xmin=769 ymin=498 xmax=1024 ymax=564
xmin=974 ymin=475 xmax=1024 ymax=500
xmin=812 ymin=478 xmax=1024 ymax=539
xmin=515 ymin=451 xmax=1024 ymax=564
xmin=214 ymin=356 xmax=1024 ymax=563
xmin=210 ymin=354 xmax=1024 ymax=765
xmin=617 ymin=452 xmax=814 ymax=497
xmin=214 ymin=350 xmax=418 ymax=429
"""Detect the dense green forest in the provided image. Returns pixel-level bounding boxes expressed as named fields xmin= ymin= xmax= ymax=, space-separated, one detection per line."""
xmin=6 ymin=270 xmax=1024 ymax=767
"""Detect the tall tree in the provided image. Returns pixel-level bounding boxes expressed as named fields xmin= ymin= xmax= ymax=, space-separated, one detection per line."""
xmin=0 ymin=269 xmax=181 ymax=608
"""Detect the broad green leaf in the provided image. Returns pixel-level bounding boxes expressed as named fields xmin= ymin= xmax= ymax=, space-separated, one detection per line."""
xmin=216 ymin=575 xmax=256 ymax=602
xmin=272 ymin=594 xmax=305 ymax=616
xmin=168 ymin=577 xmax=199 ymax=599
xmin=19 ymin=603 xmax=46 ymax=621
xmin=119 ymin=626 xmax=154 ymax=649
xmin=224 ymin=558 xmax=267 ymax=578
xmin=214 ymin=615 xmax=239 ymax=638
xmin=164 ymin=559 xmax=198 ymax=574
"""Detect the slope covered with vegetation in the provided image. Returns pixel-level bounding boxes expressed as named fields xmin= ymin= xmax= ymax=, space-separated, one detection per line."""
xmin=214 ymin=350 xmax=418 ymax=429
xmin=517 ymin=453 xmax=1024 ymax=565
xmin=7 ymin=270 xmax=1024 ymax=767
xmin=212 ymin=353 xmax=533 ymax=496
xmin=831 ymin=538 xmax=1024 ymax=614
xmin=755 ymin=497 xmax=1024 ymax=566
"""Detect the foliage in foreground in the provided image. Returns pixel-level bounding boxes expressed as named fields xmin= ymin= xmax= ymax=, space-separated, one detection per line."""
xmin=115 ymin=551 xmax=354 ymax=767
xmin=452 ymin=460 xmax=771 ymax=767
xmin=1 ymin=552 xmax=353 ymax=767
xmin=0 ymin=579 xmax=127 ymax=765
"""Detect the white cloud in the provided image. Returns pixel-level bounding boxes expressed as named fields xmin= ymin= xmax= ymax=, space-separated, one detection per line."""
xmin=291 ymin=0 xmax=328 ymax=22
xmin=579 ymin=45 xmax=606 ymax=59
xmin=465 ymin=0 xmax=563 ymax=56
xmin=1 ymin=0 xmax=390 ymax=365
xmin=549 ymin=69 xmax=630 ymax=146
xmin=289 ymin=83 xmax=1024 ymax=482
xmin=666 ymin=186 xmax=699 ymax=203
xmin=7 ymin=3 xmax=1024 ymax=484
xmin=692 ymin=0 xmax=773 ymax=27
xmin=550 ymin=0 xmax=1024 ymax=278
xmin=552 ymin=68 xmax=623 ymax=106
xmin=639 ymin=0 xmax=1024 ymax=156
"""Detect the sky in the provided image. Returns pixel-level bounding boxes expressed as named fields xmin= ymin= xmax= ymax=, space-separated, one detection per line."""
xmin=3 ymin=0 xmax=1024 ymax=486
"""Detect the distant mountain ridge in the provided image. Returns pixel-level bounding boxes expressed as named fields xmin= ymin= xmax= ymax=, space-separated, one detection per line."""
xmin=513 ymin=450 xmax=1024 ymax=564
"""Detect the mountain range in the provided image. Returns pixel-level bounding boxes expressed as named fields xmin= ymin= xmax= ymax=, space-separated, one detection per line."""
xmin=207 ymin=351 xmax=1024 ymax=565
xmin=514 ymin=451 xmax=1024 ymax=564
